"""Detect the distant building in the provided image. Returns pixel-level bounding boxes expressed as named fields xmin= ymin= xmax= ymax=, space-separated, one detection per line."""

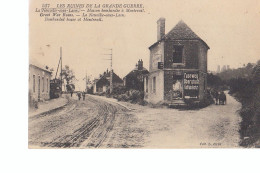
xmin=29 ymin=63 xmax=52 ymax=101
xmin=144 ymin=19 xmax=209 ymax=104
xmin=227 ymin=65 xmax=230 ymax=70
xmin=93 ymin=70 xmax=123 ymax=94
xmin=221 ymin=65 xmax=227 ymax=72
xmin=217 ymin=65 xmax=220 ymax=73
xmin=123 ymin=59 xmax=149 ymax=91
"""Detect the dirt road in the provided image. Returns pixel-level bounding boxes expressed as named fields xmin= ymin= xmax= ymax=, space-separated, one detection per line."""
xmin=29 ymin=95 xmax=130 ymax=148
xmin=29 ymin=93 xmax=242 ymax=148
xmin=136 ymin=92 xmax=242 ymax=148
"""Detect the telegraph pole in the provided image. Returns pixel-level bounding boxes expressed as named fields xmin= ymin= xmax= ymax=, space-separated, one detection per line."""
xmin=103 ymin=48 xmax=113 ymax=93
xmin=85 ymin=71 xmax=88 ymax=92
xmin=60 ymin=47 xmax=62 ymax=94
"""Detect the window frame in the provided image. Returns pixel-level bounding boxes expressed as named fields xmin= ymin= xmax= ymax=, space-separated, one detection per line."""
xmin=42 ymin=77 xmax=44 ymax=92
xmin=33 ymin=75 xmax=35 ymax=93
xmin=172 ymin=45 xmax=184 ymax=64
xmin=46 ymin=78 xmax=49 ymax=93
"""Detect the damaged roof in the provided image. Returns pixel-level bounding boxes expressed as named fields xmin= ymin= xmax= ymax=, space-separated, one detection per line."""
xmin=149 ymin=20 xmax=209 ymax=49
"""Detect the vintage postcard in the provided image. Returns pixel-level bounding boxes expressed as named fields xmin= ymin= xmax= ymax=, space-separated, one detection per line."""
xmin=29 ymin=0 xmax=260 ymax=148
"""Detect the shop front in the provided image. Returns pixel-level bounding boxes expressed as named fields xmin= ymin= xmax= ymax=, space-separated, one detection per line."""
xmin=164 ymin=71 xmax=200 ymax=102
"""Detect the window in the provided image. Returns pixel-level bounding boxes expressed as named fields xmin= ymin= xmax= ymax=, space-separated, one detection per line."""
xmin=47 ymin=78 xmax=49 ymax=93
xmin=38 ymin=76 xmax=41 ymax=95
xmin=42 ymin=77 xmax=44 ymax=92
xmin=172 ymin=45 xmax=183 ymax=63
xmin=152 ymin=77 xmax=156 ymax=93
xmin=33 ymin=75 xmax=35 ymax=93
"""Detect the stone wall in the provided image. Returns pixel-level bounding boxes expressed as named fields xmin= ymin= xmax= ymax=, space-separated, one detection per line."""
xmin=145 ymin=70 xmax=164 ymax=103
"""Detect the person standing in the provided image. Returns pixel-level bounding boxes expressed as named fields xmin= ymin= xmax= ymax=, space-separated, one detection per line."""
xmin=77 ymin=92 xmax=81 ymax=100
xmin=82 ymin=91 xmax=86 ymax=101
xmin=214 ymin=90 xmax=219 ymax=105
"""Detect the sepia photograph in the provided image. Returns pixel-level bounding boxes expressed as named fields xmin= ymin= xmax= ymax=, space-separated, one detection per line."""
xmin=28 ymin=0 xmax=260 ymax=149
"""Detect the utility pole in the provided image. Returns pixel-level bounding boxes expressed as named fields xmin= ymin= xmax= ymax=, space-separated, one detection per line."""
xmin=85 ymin=71 xmax=88 ymax=92
xmin=60 ymin=47 xmax=62 ymax=94
xmin=103 ymin=49 xmax=113 ymax=93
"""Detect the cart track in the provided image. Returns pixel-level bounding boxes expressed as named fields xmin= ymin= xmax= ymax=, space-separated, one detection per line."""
xmin=29 ymin=95 xmax=128 ymax=148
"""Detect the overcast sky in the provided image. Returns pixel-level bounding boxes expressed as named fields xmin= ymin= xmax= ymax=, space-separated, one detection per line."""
xmin=30 ymin=0 xmax=260 ymax=90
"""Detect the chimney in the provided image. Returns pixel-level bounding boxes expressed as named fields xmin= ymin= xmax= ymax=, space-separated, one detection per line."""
xmin=157 ymin=18 xmax=165 ymax=41
xmin=138 ymin=59 xmax=143 ymax=70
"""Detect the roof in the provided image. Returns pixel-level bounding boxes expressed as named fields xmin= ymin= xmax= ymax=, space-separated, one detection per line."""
xmin=29 ymin=58 xmax=52 ymax=73
xmin=149 ymin=20 xmax=209 ymax=49
xmin=96 ymin=70 xmax=123 ymax=86
xmin=29 ymin=62 xmax=52 ymax=73
xmin=124 ymin=67 xmax=149 ymax=79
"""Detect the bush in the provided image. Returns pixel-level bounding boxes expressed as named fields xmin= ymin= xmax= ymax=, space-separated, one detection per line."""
xmin=113 ymin=89 xmax=145 ymax=105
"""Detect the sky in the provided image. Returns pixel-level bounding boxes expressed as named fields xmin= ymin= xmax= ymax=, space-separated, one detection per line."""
xmin=29 ymin=0 xmax=260 ymax=90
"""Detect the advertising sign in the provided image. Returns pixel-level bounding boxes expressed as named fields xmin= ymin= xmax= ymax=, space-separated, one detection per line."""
xmin=183 ymin=72 xmax=199 ymax=99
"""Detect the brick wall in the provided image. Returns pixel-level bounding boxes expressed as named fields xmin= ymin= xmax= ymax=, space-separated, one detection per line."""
xmin=198 ymin=41 xmax=208 ymax=73
xmin=164 ymin=40 xmax=199 ymax=69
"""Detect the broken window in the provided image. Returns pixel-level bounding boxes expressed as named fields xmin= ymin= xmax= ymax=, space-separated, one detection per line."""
xmin=172 ymin=45 xmax=183 ymax=63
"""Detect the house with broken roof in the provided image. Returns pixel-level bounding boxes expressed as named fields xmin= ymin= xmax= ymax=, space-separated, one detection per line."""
xmin=144 ymin=18 xmax=209 ymax=105
xmin=123 ymin=59 xmax=149 ymax=91
xmin=93 ymin=70 xmax=124 ymax=94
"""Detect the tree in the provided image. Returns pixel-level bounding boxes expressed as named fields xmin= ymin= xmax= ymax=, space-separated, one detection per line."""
xmin=61 ymin=65 xmax=75 ymax=91
xmin=66 ymin=84 xmax=75 ymax=92
xmin=207 ymin=73 xmax=223 ymax=87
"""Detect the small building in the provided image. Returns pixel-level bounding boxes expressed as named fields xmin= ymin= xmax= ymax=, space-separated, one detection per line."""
xmin=123 ymin=59 xmax=149 ymax=91
xmin=144 ymin=19 xmax=209 ymax=104
xmin=93 ymin=70 xmax=123 ymax=94
xmin=29 ymin=62 xmax=52 ymax=102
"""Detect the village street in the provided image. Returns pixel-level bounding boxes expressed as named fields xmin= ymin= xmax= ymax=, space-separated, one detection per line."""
xmin=29 ymin=93 xmax=242 ymax=148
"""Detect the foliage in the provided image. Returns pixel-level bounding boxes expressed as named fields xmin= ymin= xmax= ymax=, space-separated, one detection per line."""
xmin=227 ymin=63 xmax=260 ymax=147
xmin=110 ymin=87 xmax=146 ymax=105
xmin=66 ymin=84 xmax=75 ymax=92
xmin=61 ymin=65 xmax=75 ymax=88
xmin=207 ymin=73 xmax=223 ymax=87
xmin=217 ymin=63 xmax=255 ymax=81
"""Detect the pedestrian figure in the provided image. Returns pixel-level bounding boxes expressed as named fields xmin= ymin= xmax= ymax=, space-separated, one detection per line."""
xmin=214 ymin=91 xmax=219 ymax=105
xmin=70 ymin=91 xmax=73 ymax=97
xmin=82 ymin=91 xmax=86 ymax=101
xmin=219 ymin=91 xmax=226 ymax=105
xmin=77 ymin=92 xmax=81 ymax=100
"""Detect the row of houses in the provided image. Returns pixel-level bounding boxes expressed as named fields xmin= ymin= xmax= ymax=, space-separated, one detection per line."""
xmin=93 ymin=59 xmax=149 ymax=94
xmin=29 ymin=18 xmax=209 ymax=106
xmin=28 ymin=58 xmax=148 ymax=102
